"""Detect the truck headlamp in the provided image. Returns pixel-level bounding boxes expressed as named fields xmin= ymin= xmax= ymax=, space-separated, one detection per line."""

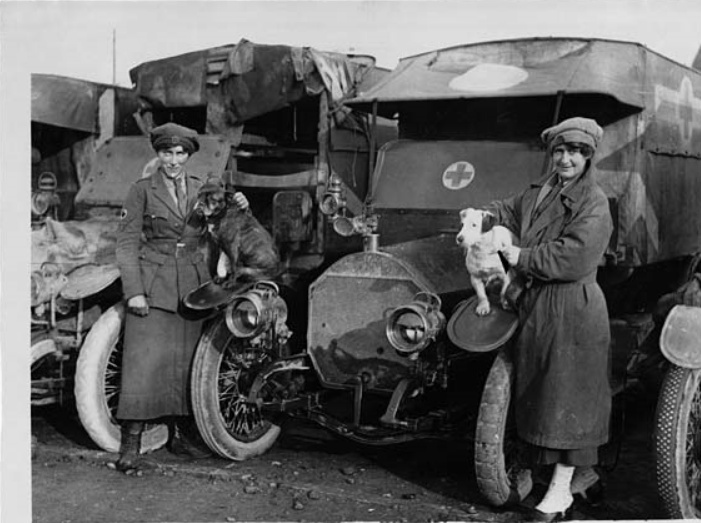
xmin=320 ymin=175 xmax=346 ymax=216
xmin=320 ymin=192 xmax=343 ymax=216
xmin=386 ymin=292 xmax=445 ymax=354
xmin=31 ymin=172 xmax=60 ymax=218
xmin=225 ymin=281 xmax=286 ymax=338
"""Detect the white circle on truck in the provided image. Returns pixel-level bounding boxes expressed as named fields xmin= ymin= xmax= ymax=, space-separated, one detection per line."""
xmin=442 ymin=161 xmax=475 ymax=190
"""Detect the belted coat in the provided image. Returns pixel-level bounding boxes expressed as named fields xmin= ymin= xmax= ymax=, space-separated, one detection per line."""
xmin=115 ymin=169 xmax=211 ymax=419
xmin=487 ymin=167 xmax=613 ymax=449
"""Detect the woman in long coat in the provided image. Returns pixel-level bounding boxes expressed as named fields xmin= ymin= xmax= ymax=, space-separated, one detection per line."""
xmin=115 ymin=123 xmax=247 ymax=473
xmin=489 ymin=117 xmax=613 ymax=521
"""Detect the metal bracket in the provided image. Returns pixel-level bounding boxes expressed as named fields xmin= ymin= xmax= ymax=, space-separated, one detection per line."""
xmin=246 ymin=355 xmax=311 ymax=404
xmin=379 ymin=378 xmax=419 ymax=428
xmin=352 ymin=373 xmax=371 ymax=427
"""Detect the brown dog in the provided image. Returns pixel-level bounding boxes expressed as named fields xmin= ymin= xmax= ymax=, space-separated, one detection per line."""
xmin=195 ymin=182 xmax=280 ymax=286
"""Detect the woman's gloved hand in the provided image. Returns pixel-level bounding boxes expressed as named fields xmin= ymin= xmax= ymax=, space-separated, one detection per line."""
xmin=232 ymin=192 xmax=249 ymax=211
xmin=127 ymin=294 xmax=149 ymax=317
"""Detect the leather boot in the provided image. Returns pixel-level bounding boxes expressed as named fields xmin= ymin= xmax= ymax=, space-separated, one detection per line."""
xmin=115 ymin=421 xmax=157 ymax=474
xmin=168 ymin=417 xmax=213 ymax=459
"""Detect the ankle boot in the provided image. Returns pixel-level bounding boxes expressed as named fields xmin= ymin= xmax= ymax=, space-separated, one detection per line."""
xmin=115 ymin=421 xmax=157 ymax=474
xmin=571 ymin=466 xmax=604 ymax=506
xmin=168 ymin=417 xmax=212 ymax=459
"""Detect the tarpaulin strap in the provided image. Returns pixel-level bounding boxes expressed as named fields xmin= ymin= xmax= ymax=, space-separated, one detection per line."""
xmin=309 ymin=48 xmax=352 ymax=102
xmin=291 ymin=47 xmax=305 ymax=81
xmin=223 ymin=39 xmax=255 ymax=78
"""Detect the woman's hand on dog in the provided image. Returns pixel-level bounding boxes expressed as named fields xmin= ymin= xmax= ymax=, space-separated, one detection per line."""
xmin=501 ymin=245 xmax=521 ymax=267
xmin=232 ymin=192 xmax=249 ymax=211
xmin=127 ymin=294 xmax=150 ymax=316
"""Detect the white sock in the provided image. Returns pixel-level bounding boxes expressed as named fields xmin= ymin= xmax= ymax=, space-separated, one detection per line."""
xmin=536 ymin=463 xmax=575 ymax=513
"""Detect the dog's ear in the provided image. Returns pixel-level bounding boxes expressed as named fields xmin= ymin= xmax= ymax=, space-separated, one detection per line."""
xmin=459 ymin=209 xmax=468 ymax=221
xmin=481 ymin=211 xmax=497 ymax=233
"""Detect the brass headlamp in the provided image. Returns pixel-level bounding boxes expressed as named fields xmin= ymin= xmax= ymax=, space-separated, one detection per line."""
xmin=225 ymin=281 xmax=288 ymax=339
xmin=319 ymin=174 xmax=346 ymax=217
xmin=386 ymin=292 xmax=446 ymax=354
xmin=31 ymin=172 xmax=60 ymax=218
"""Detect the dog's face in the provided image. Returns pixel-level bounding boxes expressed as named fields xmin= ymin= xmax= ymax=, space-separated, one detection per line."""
xmin=456 ymin=208 xmax=496 ymax=248
xmin=197 ymin=188 xmax=228 ymax=219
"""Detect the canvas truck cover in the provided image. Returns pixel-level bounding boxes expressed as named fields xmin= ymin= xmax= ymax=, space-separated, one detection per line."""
xmin=349 ymin=38 xmax=646 ymax=112
xmin=31 ymin=74 xmax=140 ymax=135
xmin=129 ymin=39 xmax=376 ymax=129
xmin=349 ymin=37 xmax=701 ymax=267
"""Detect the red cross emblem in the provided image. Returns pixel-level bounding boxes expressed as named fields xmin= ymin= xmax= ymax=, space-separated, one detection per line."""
xmin=442 ymin=161 xmax=475 ymax=190
xmin=679 ymin=79 xmax=694 ymax=141
xmin=654 ymin=76 xmax=701 ymax=147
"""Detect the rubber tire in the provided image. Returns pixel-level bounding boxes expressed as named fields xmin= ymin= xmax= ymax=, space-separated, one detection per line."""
xmin=474 ymin=350 xmax=525 ymax=507
xmin=74 ymin=303 xmax=168 ymax=453
xmin=31 ymin=335 xmax=61 ymax=406
xmin=31 ymin=335 xmax=57 ymax=363
xmin=654 ymin=364 xmax=701 ymax=519
xmin=191 ymin=315 xmax=281 ymax=461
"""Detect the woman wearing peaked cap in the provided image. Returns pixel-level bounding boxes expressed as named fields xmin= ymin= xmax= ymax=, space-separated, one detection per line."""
xmin=486 ymin=117 xmax=612 ymax=521
xmin=114 ymin=122 xmax=248 ymax=473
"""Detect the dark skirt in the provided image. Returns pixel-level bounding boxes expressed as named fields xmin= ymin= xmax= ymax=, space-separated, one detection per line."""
xmin=527 ymin=444 xmax=599 ymax=467
xmin=117 ymin=306 xmax=203 ymax=420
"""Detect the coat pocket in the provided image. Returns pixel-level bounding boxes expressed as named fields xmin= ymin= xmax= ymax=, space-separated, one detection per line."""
xmin=139 ymin=249 xmax=166 ymax=297
xmin=143 ymin=213 xmax=171 ymax=237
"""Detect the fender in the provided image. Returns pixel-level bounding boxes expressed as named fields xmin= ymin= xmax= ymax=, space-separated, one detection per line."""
xmin=660 ymin=305 xmax=701 ymax=369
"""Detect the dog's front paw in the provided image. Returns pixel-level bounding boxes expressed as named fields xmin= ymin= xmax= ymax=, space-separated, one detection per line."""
xmin=500 ymin=297 xmax=512 ymax=311
xmin=475 ymin=300 xmax=491 ymax=316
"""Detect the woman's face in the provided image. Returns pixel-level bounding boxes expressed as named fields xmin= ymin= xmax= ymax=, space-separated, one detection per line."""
xmin=157 ymin=145 xmax=190 ymax=178
xmin=552 ymin=144 xmax=589 ymax=181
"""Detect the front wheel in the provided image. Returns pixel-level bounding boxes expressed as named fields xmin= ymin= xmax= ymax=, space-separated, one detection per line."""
xmin=474 ymin=350 xmax=532 ymax=507
xmin=191 ymin=316 xmax=281 ymax=460
xmin=31 ymin=334 xmax=62 ymax=406
xmin=654 ymin=364 xmax=701 ymax=519
xmin=74 ymin=303 xmax=168 ymax=453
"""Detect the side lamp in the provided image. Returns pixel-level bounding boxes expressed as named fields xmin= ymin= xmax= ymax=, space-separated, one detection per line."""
xmin=386 ymin=292 xmax=446 ymax=355
xmin=225 ymin=281 xmax=288 ymax=339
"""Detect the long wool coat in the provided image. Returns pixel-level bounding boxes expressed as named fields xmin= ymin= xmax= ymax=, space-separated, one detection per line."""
xmin=115 ymin=169 xmax=211 ymax=420
xmin=488 ymin=167 xmax=613 ymax=449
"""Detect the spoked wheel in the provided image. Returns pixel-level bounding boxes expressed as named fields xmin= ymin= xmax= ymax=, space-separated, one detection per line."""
xmin=475 ymin=349 xmax=532 ymax=507
xmin=654 ymin=364 xmax=701 ymax=519
xmin=74 ymin=303 xmax=168 ymax=453
xmin=191 ymin=316 xmax=281 ymax=460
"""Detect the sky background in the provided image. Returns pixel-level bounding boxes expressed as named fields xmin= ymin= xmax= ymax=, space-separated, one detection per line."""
xmin=2 ymin=0 xmax=701 ymax=87
xmin=2 ymin=1 xmax=701 ymax=521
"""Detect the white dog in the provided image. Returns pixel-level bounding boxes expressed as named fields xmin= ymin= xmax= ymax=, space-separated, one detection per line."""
xmin=456 ymin=208 xmax=517 ymax=316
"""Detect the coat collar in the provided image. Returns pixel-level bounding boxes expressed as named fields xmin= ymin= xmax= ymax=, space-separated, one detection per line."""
xmin=523 ymin=166 xmax=597 ymax=240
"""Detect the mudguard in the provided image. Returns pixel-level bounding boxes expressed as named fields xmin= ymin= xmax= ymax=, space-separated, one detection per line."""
xmin=61 ymin=263 xmax=120 ymax=300
xmin=660 ymin=305 xmax=701 ymax=369
xmin=447 ymin=295 xmax=518 ymax=353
